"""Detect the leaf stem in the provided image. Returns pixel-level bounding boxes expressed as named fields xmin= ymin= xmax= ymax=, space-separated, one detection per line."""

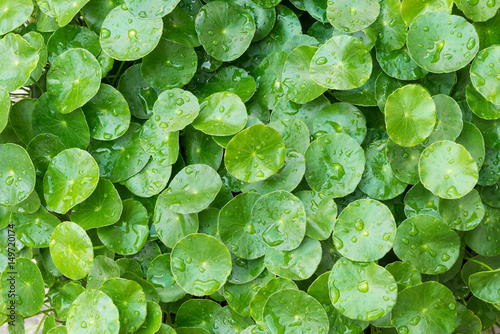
xmin=93 ymin=245 xmax=106 ymax=250
xmin=30 ymin=77 xmax=45 ymax=92
xmin=464 ymin=257 xmax=493 ymax=271
xmin=111 ymin=62 xmax=126 ymax=86
xmin=80 ymin=10 xmax=91 ymax=28
xmin=34 ymin=313 xmax=47 ymax=333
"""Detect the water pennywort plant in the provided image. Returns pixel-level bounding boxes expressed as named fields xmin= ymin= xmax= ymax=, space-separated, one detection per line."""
xmin=0 ymin=0 xmax=499 ymax=333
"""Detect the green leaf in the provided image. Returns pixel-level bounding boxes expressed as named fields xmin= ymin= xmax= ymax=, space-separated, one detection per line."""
xmin=421 ymin=94 xmax=463 ymax=146
xmin=393 ymin=214 xmax=461 ymax=274
xmin=122 ymin=158 xmax=172 ymax=198
xmin=147 ymin=254 xmax=187 ymax=302
xmin=241 ymin=149 xmax=305 ymax=195
xmin=0 ymin=143 xmax=36 ymax=206
xmin=264 ymin=237 xmax=321 ymax=280
xmin=222 ymin=270 xmax=274 ymax=316
xmin=376 ymin=47 xmax=427 ymax=81
xmin=364 ymin=0 xmax=407 ymax=51
xmin=47 ymin=25 xmax=100 ymax=63
xmin=97 ymin=199 xmax=149 ymax=255
xmin=313 ymin=102 xmax=367 ymax=145
xmin=333 ymin=199 xmax=396 ymax=262
xmin=140 ymin=119 xmax=179 ymax=166
xmin=49 ymin=221 xmax=94 ymax=280
xmin=100 ymin=5 xmax=163 ymax=61
xmin=310 ymin=35 xmax=372 ymax=90
xmin=465 ymin=204 xmax=500 ymax=256
xmin=251 ymin=190 xmax=306 ymax=251
xmin=82 ymin=84 xmax=130 ymax=141
xmin=0 ymin=88 xmax=10 ymax=134
xmin=32 ymin=94 xmax=90 ymax=149
xmin=89 ymin=122 xmax=150 ymax=182
xmin=195 ymin=1 xmax=256 ymax=62
xmin=404 ymin=182 xmax=440 ymax=218
xmin=385 ymin=84 xmax=436 ymax=147
xmin=141 ymin=39 xmax=197 ymax=90
xmin=117 ymin=64 xmax=160 ymax=119
xmin=263 ymin=289 xmax=330 ymax=333
xmin=328 ymin=259 xmax=397 ymax=321
xmin=470 ymin=45 xmax=500 ymax=106
xmin=43 ymin=148 xmax=99 ymax=214
xmin=192 ymin=92 xmax=247 ymax=136
xmin=391 ymin=281 xmax=456 ymax=334
xmin=385 ymin=261 xmax=422 ymax=292
xmin=26 ymin=134 xmax=67 ymax=177
xmin=12 ymin=207 xmax=60 ymax=247
xmin=198 ymin=66 xmax=256 ymax=103
xmin=160 ymin=164 xmax=221 ymax=214
xmin=282 ymin=45 xmax=326 ymax=104
xmin=308 ymin=271 xmax=369 ymax=333
xmin=466 ymin=82 xmax=500 ymax=120
xmin=218 ymin=192 xmax=268 ymax=259
xmin=99 ymin=277 xmax=147 ymax=332
xmin=0 ymin=33 xmax=39 ymax=92
xmin=46 ymin=48 xmax=101 ymax=114
xmin=359 ymin=140 xmax=408 ymax=200
xmin=176 ymin=299 xmax=222 ymax=331
xmin=439 ymin=188 xmax=485 ymax=231
xmin=71 ymin=178 xmax=123 ymax=230
xmin=407 ymin=12 xmax=479 ymax=73
xmin=135 ymin=301 xmax=162 ymax=334
xmin=66 ymin=290 xmax=120 ymax=334
xmin=0 ymin=0 xmax=34 ymax=35
xmin=124 ymin=0 xmax=180 ymax=18
xmin=326 ymin=0 xmax=380 ymax=33
xmin=419 ymin=140 xmax=479 ymax=199
xmin=154 ymin=198 xmax=198 ymax=248
xmin=0 ymin=257 xmax=44 ymax=316
xmin=224 ymin=124 xmax=286 ymax=183
xmin=171 ymin=233 xmax=232 ymax=296
xmin=151 ymin=88 xmax=199 ymax=132
xmin=87 ymin=255 xmax=120 ymax=289
xmin=305 ymin=133 xmax=365 ymax=197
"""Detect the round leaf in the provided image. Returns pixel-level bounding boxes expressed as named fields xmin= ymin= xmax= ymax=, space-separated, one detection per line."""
xmin=419 ymin=140 xmax=479 ymax=199
xmin=0 ymin=257 xmax=44 ymax=316
xmin=407 ymin=12 xmax=479 ymax=73
xmin=192 ymin=92 xmax=247 ymax=136
xmin=385 ymin=84 xmax=436 ymax=147
xmin=66 ymin=290 xmax=120 ymax=334
xmin=195 ymin=1 xmax=256 ymax=61
xmin=49 ymin=221 xmax=94 ymax=280
xmin=141 ymin=39 xmax=197 ymax=90
xmin=393 ymin=214 xmax=461 ymax=274
xmin=43 ymin=148 xmax=99 ymax=214
xmin=333 ymin=199 xmax=396 ymax=262
xmin=160 ymin=164 xmax=221 ymax=214
xmin=99 ymin=277 xmax=147 ymax=332
xmin=97 ymin=199 xmax=149 ymax=255
xmin=0 ymin=143 xmax=36 ymax=206
xmin=224 ymin=124 xmax=285 ymax=183
xmin=171 ymin=233 xmax=232 ymax=296
xmin=82 ymin=84 xmax=131 ymax=141
xmin=251 ymin=190 xmax=306 ymax=251
xmin=100 ymin=5 xmax=163 ymax=61
xmin=328 ymin=259 xmax=397 ymax=321
xmin=263 ymin=289 xmax=329 ymax=333
xmin=305 ymin=133 xmax=365 ymax=198
xmin=152 ymin=88 xmax=199 ymax=132
xmin=470 ymin=45 xmax=500 ymax=106
xmin=46 ymin=48 xmax=101 ymax=114
xmin=310 ymin=35 xmax=372 ymax=90
xmin=391 ymin=282 xmax=456 ymax=334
